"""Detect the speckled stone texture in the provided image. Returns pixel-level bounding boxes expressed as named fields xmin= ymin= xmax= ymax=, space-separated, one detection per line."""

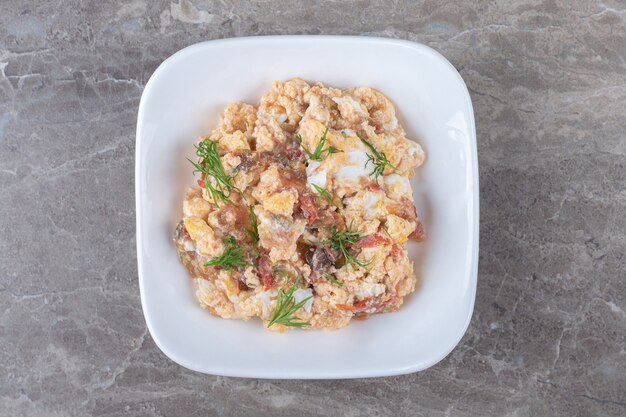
xmin=0 ymin=0 xmax=624 ymax=416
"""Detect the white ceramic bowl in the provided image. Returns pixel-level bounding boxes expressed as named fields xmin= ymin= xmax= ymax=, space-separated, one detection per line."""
xmin=136 ymin=36 xmax=478 ymax=379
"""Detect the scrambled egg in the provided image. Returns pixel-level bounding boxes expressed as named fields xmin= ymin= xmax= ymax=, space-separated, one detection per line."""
xmin=174 ymin=79 xmax=426 ymax=331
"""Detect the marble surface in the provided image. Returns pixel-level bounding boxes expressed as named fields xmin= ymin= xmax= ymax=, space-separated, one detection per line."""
xmin=1 ymin=1 xmax=625 ymax=416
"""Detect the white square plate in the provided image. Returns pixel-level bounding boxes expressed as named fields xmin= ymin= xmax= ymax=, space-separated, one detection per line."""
xmin=136 ymin=36 xmax=478 ymax=379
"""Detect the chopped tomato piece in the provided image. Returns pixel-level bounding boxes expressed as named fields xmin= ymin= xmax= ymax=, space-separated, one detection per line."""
xmin=236 ymin=278 xmax=249 ymax=291
xmin=409 ymin=219 xmax=426 ymax=242
xmin=390 ymin=244 xmax=403 ymax=261
xmin=365 ymin=183 xmax=382 ymax=192
xmin=298 ymin=194 xmax=319 ymax=225
xmin=355 ymin=233 xmax=391 ymax=248
xmin=369 ymin=119 xmax=383 ymax=134
xmin=336 ymin=298 xmax=392 ymax=314
xmin=388 ymin=198 xmax=427 ymax=242
xmin=257 ymin=256 xmax=274 ymax=290
xmin=279 ymin=169 xmax=306 ymax=190
xmin=336 ymin=299 xmax=370 ymax=311
xmin=197 ymin=172 xmax=206 ymax=188
xmin=390 ymin=197 xmax=418 ymax=222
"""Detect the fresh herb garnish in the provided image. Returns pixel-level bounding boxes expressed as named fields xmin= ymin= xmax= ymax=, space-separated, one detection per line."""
xmin=204 ymin=236 xmax=252 ymax=274
xmin=323 ymin=272 xmax=344 ymax=287
xmin=357 ymin=133 xmax=397 ymax=182
xmin=316 ymin=222 xmax=371 ymax=270
xmin=312 ymin=184 xmax=339 ymax=207
xmin=188 ymin=139 xmax=240 ymax=206
xmin=246 ymin=205 xmax=259 ymax=243
xmin=267 ymin=274 xmax=311 ymax=328
xmin=296 ymin=127 xmax=341 ymax=162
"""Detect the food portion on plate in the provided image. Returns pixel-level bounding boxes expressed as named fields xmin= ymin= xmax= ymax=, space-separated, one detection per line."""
xmin=174 ymin=78 xmax=426 ymax=331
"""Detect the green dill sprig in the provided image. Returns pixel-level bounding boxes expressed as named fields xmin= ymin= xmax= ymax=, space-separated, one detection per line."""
xmin=312 ymin=184 xmax=339 ymax=207
xmin=296 ymin=127 xmax=341 ymax=162
xmin=188 ymin=138 xmax=240 ymax=206
xmin=204 ymin=236 xmax=252 ymax=274
xmin=267 ymin=274 xmax=312 ymax=328
xmin=323 ymin=272 xmax=344 ymax=287
xmin=315 ymin=222 xmax=371 ymax=270
xmin=357 ymin=133 xmax=397 ymax=182
xmin=246 ymin=205 xmax=259 ymax=243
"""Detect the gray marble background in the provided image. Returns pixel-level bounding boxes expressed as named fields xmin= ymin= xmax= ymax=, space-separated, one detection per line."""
xmin=1 ymin=1 xmax=625 ymax=416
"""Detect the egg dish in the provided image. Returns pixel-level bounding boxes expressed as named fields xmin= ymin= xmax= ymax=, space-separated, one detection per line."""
xmin=174 ymin=78 xmax=426 ymax=331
